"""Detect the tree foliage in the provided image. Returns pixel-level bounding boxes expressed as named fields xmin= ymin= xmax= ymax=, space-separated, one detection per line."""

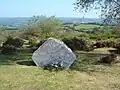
xmin=74 ymin=0 xmax=120 ymax=24
xmin=26 ymin=15 xmax=62 ymax=33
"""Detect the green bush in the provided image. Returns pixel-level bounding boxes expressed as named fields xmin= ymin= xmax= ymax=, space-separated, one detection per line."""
xmin=111 ymin=28 xmax=120 ymax=37
xmin=62 ymin=37 xmax=94 ymax=51
xmin=28 ymin=36 xmax=39 ymax=46
xmin=1 ymin=45 xmax=16 ymax=54
xmin=100 ymin=53 xmax=117 ymax=64
xmin=94 ymin=39 xmax=116 ymax=48
xmin=1 ymin=36 xmax=24 ymax=54
xmin=21 ymin=28 xmax=41 ymax=39
xmin=3 ymin=36 xmax=24 ymax=48
xmin=113 ymin=39 xmax=120 ymax=49
xmin=41 ymin=32 xmax=60 ymax=39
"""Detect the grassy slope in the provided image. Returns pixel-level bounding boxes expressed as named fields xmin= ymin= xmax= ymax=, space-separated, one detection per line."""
xmin=0 ymin=49 xmax=120 ymax=90
xmin=0 ymin=65 xmax=120 ymax=90
xmin=0 ymin=23 xmax=119 ymax=90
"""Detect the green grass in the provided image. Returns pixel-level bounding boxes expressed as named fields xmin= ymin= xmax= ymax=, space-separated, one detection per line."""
xmin=0 ymin=63 xmax=120 ymax=90
xmin=1 ymin=65 xmax=120 ymax=90
xmin=62 ymin=23 xmax=101 ymax=30
xmin=0 ymin=49 xmax=120 ymax=90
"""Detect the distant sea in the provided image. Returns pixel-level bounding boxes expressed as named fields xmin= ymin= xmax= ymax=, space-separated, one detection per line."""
xmin=0 ymin=17 xmax=102 ymax=27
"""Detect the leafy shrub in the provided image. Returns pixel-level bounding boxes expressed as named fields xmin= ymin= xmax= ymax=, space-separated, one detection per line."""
xmin=100 ymin=53 xmax=117 ymax=64
xmin=92 ymin=39 xmax=120 ymax=50
xmin=30 ymin=39 xmax=47 ymax=52
xmin=1 ymin=36 xmax=24 ymax=54
xmin=21 ymin=28 xmax=41 ymax=39
xmin=29 ymin=36 xmax=40 ymax=46
xmin=1 ymin=45 xmax=16 ymax=54
xmin=41 ymin=32 xmax=60 ymax=39
xmin=62 ymin=37 xmax=94 ymax=51
xmin=85 ymin=41 xmax=95 ymax=51
xmin=94 ymin=39 xmax=115 ymax=48
xmin=38 ymin=17 xmax=62 ymax=33
xmin=111 ymin=28 xmax=120 ymax=36
xmin=3 ymin=36 xmax=24 ymax=48
xmin=113 ymin=39 xmax=120 ymax=49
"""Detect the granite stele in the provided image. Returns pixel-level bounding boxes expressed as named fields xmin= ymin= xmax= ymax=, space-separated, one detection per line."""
xmin=32 ymin=38 xmax=76 ymax=69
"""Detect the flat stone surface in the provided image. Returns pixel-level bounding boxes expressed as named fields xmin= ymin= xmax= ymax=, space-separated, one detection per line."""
xmin=32 ymin=38 xmax=76 ymax=69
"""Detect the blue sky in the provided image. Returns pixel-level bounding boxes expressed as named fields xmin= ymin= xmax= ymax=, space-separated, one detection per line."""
xmin=0 ymin=0 xmax=100 ymax=18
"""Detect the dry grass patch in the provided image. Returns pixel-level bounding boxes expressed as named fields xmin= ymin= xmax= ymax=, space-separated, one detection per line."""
xmin=0 ymin=64 xmax=120 ymax=90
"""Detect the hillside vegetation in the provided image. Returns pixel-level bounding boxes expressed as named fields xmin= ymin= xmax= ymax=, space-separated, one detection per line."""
xmin=0 ymin=16 xmax=120 ymax=90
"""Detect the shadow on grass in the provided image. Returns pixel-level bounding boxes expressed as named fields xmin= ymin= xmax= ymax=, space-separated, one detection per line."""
xmin=0 ymin=54 xmax=15 ymax=65
xmin=0 ymin=60 xmax=14 ymax=66
xmin=0 ymin=52 xmax=32 ymax=66
xmin=16 ymin=60 xmax=36 ymax=66
xmin=108 ymin=49 xmax=120 ymax=54
xmin=16 ymin=51 xmax=114 ymax=72
xmin=0 ymin=50 xmax=116 ymax=73
xmin=16 ymin=60 xmax=64 ymax=72
xmin=70 ymin=60 xmax=112 ymax=73
xmin=69 ymin=51 xmax=115 ymax=72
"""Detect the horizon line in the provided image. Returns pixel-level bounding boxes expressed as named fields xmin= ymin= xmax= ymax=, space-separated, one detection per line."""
xmin=0 ymin=16 xmax=100 ymax=19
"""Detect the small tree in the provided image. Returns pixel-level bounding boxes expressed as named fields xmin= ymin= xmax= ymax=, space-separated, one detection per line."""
xmin=26 ymin=15 xmax=62 ymax=34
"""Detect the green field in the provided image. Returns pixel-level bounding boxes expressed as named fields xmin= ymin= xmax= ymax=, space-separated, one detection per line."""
xmin=63 ymin=23 xmax=101 ymax=29
xmin=75 ymin=24 xmax=101 ymax=29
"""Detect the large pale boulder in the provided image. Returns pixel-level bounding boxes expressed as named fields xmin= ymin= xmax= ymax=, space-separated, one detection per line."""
xmin=32 ymin=38 xmax=76 ymax=69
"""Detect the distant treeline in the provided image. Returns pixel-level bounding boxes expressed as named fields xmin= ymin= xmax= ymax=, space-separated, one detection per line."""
xmin=63 ymin=22 xmax=105 ymax=26
xmin=6 ymin=27 xmax=19 ymax=30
